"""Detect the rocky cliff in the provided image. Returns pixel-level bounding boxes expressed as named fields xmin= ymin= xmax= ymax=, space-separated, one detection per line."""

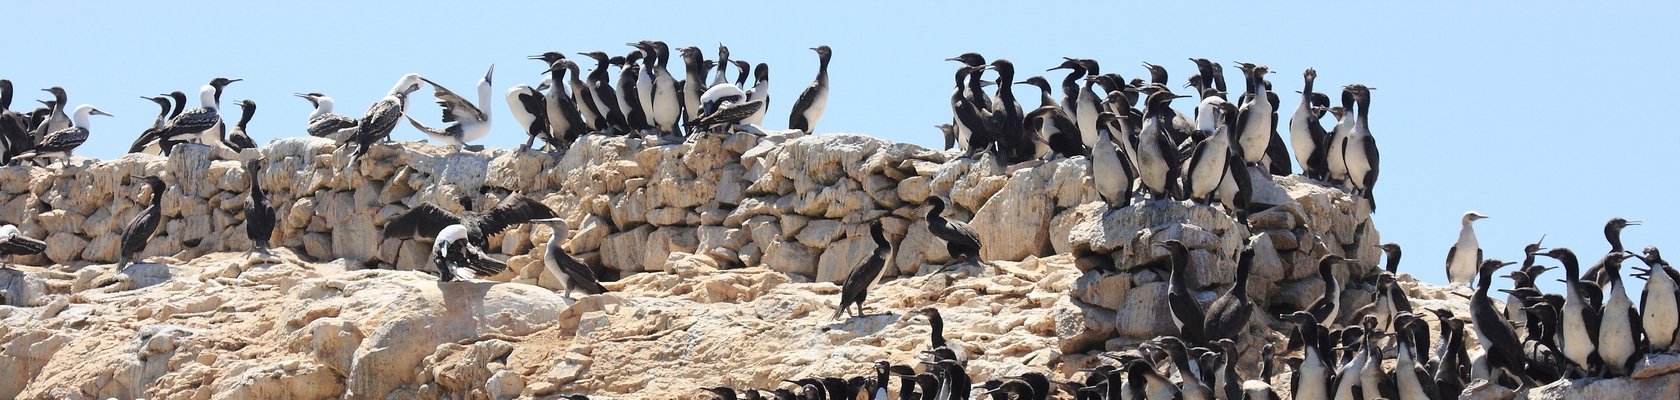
xmin=0 ymin=132 xmax=1671 ymax=399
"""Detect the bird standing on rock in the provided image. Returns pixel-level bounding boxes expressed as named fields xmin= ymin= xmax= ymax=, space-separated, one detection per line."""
xmin=118 ymin=176 xmax=167 ymax=271
xmin=834 ymin=221 xmax=891 ymax=319
xmin=922 ymin=196 xmax=981 ymax=271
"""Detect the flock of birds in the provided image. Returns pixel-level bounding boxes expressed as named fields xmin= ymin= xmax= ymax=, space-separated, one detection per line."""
xmin=0 ymin=46 xmax=1674 ymax=400
xmin=935 ymin=54 xmax=1379 ymax=220
xmin=0 ymin=41 xmax=832 ymax=168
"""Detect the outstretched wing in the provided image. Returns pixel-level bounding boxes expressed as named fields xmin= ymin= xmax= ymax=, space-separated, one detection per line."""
xmin=472 ymin=194 xmax=557 ymax=239
xmin=382 ymin=203 xmax=462 ymax=240
xmin=0 ymin=233 xmax=46 ymax=255
xmin=420 ymin=77 xmax=486 ymax=123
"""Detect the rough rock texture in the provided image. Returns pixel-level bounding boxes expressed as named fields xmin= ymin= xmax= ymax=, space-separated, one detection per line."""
xmin=8 ymin=133 xmax=1665 ymax=399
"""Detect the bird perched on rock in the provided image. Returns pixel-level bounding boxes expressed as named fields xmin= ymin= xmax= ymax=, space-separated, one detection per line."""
xmin=243 ymin=159 xmax=275 ymax=253
xmin=382 ymin=193 xmax=557 ymax=281
xmin=834 ymin=221 xmax=891 ymax=319
xmin=0 ymin=223 xmax=46 ymax=269
xmin=922 ymin=196 xmax=981 ymax=271
xmin=788 ymin=45 xmax=831 ymax=134
xmin=529 ymin=218 xmax=606 ymax=298
xmin=118 ymin=176 xmax=167 ymax=271
xmin=296 ymin=92 xmax=359 ymax=142
xmin=407 ymin=65 xmax=495 ymax=152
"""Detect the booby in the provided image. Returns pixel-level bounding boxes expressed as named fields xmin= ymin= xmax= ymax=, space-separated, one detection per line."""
xmin=155 ymin=78 xmax=238 ymax=152
xmin=11 ymin=104 xmax=112 ymax=166
xmin=117 ymin=176 xmax=166 ymax=271
xmin=1594 ymin=251 xmax=1642 ymax=377
xmin=576 ymin=51 xmax=627 ymax=134
xmin=689 ymin=82 xmax=764 ymax=133
xmin=529 ymin=218 xmax=607 ymax=298
xmin=833 ymin=221 xmax=890 ymax=319
xmin=1289 ymin=69 xmax=1330 ymax=180
xmin=0 ymin=224 xmax=46 ymax=269
xmin=381 ymin=193 xmax=558 ymax=281
xmin=637 ymin=41 xmax=682 ymax=136
xmin=1632 ymin=247 xmax=1680 ymax=351
xmin=407 ymin=65 xmax=494 ymax=151
xmin=226 ymin=100 xmax=258 ymax=152
xmin=1342 ymin=84 xmax=1379 ymax=211
xmin=1137 ymin=90 xmax=1187 ymax=200
xmin=1231 ymin=63 xmax=1274 ymax=167
xmin=505 ymin=83 xmax=550 ymax=151
xmin=294 ymin=93 xmax=359 ymax=142
xmin=1184 ymin=101 xmax=1237 ymax=204
xmin=1091 ymin=111 xmax=1136 ymax=208
xmin=743 ymin=63 xmax=770 ymax=127
xmin=348 ymin=74 xmax=425 ymax=161
xmin=1204 ymin=245 xmax=1255 ymax=343
xmin=1470 ymin=259 xmax=1537 ymax=387
xmin=788 ymin=45 xmax=831 ymax=134
xmin=430 ymin=224 xmax=506 ymax=283
xmin=922 ymin=196 xmax=981 ymax=270
xmin=1445 ymin=211 xmax=1488 ymax=286
xmin=236 ymin=159 xmax=275 ymax=253
xmin=679 ymin=47 xmax=707 ymax=124
xmin=1157 ymin=240 xmax=1208 ymax=346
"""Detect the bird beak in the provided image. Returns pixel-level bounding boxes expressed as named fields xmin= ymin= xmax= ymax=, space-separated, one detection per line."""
xmin=527 ymin=54 xmax=545 ymax=60
xmin=530 ymin=218 xmax=564 ymax=223
xmin=1500 ymin=261 xmax=1518 ymax=267
xmin=809 ymin=47 xmax=821 ymax=52
xmin=946 ymin=57 xmax=963 ymax=62
xmin=93 ymin=109 xmax=113 ymax=117
xmin=292 ymin=93 xmax=309 ymax=98
xmin=1172 ymin=94 xmax=1191 ymax=99
xmin=484 ymin=65 xmax=495 ymax=83
xmin=1628 ymin=221 xmax=1643 ymax=226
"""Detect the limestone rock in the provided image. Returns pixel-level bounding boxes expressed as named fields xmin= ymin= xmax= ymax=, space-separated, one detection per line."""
xmin=970 ymin=167 xmax=1053 ymax=261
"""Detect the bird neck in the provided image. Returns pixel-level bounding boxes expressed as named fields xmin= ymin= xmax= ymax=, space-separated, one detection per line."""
xmin=314 ymin=97 xmax=335 ymax=116
xmin=1232 ymin=259 xmax=1251 ymax=297
xmin=927 ymin=315 xmax=946 ymax=347
xmin=477 ymin=80 xmax=493 ymax=117
xmin=238 ymin=106 xmax=256 ymax=129
xmin=1605 ymin=226 xmax=1625 ymax=252
xmin=200 ymin=85 xmax=220 ymax=110
xmin=1385 ymin=251 xmax=1401 ymax=274
xmin=1300 ymin=77 xmax=1315 ymax=106
xmin=0 ymin=84 xmax=10 ymax=110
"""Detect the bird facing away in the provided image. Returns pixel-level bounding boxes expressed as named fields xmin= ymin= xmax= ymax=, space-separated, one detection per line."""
xmin=834 ymin=221 xmax=891 ymax=319
xmin=118 ymin=176 xmax=167 ymax=271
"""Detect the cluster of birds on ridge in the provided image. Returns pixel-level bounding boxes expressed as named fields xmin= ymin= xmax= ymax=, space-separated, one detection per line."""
xmin=0 ymin=40 xmax=831 ymax=168
xmin=936 ymin=54 xmax=1378 ymax=222
xmin=2 ymin=45 xmax=1677 ymax=400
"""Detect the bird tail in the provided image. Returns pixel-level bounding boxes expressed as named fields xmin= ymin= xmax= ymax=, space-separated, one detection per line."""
xmin=832 ymin=306 xmax=844 ymax=320
xmin=405 ymin=115 xmax=444 ymax=137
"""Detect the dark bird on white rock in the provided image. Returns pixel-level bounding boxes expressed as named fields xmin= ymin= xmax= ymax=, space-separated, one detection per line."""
xmin=529 ymin=218 xmax=606 ymax=298
xmin=834 ymin=221 xmax=891 ymax=319
xmin=0 ymin=223 xmax=46 ymax=269
xmin=156 ymin=78 xmax=239 ymax=153
xmin=118 ymin=176 xmax=167 ymax=271
xmin=505 ymin=82 xmax=549 ymax=151
xmin=381 ymin=193 xmax=557 ymax=281
xmin=922 ymin=196 xmax=981 ymax=270
xmin=244 ymin=159 xmax=275 ymax=252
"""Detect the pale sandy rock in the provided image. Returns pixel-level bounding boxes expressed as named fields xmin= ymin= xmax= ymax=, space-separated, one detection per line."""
xmin=1071 ymin=271 xmax=1132 ymax=310
xmin=763 ymin=241 xmax=819 ymax=278
xmin=601 ymin=225 xmax=652 ymax=272
xmin=970 ymin=167 xmax=1054 ymax=261
xmin=814 ymin=235 xmax=878 ymax=284
xmin=891 ymin=219 xmax=949 ymax=276
xmin=0 ymin=269 xmax=47 ymax=307
xmin=794 ymin=219 xmax=844 ymax=250
xmin=640 ymin=227 xmax=697 ymax=271
xmin=1114 ymin=282 xmax=1175 ymax=339
xmin=42 ymin=232 xmax=85 ymax=264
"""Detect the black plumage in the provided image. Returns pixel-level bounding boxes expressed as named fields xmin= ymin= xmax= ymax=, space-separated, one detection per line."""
xmin=532 ymin=218 xmax=607 ymax=297
xmin=1204 ymin=245 xmax=1255 ymax=343
xmin=0 ymin=224 xmax=47 ymax=268
xmin=1159 ymin=240 xmax=1207 ymax=346
xmin=244 ymin=159 xmax=275 ymax=251
xmin=118 ymin=176 xmax=167 ymax=270
xmin=788 ymin=45 xmax=831 ymax=134
xmin=227 ymin=100 xmax=258 ymax=152
xmin=833 ymin=221 xmax=891 ymax=319
xmin=922 ymin=196 xmax=981 ymax=268
xmin=383 ymin=193 xmax=557 ymax=280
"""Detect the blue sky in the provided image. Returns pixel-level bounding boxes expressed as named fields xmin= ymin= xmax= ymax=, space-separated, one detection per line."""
xmin=6 ymin=2 xmax=1675 ymax=291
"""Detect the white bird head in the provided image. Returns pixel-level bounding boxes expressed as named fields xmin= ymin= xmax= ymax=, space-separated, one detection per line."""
xmin=1463 ymin=211 xmax=1489 ymax=222
xmin=392 ymin=74 xmax=425 ymax=95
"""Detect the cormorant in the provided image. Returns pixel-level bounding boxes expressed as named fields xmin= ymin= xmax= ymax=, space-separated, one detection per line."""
xmin=833 ymin=221 xmax=891 ymax=319
xmin=118 ymin=176 xmax=167 ymax=271
xmin=921 ymin=196 xmax=981 ymax=270
xmin=788 ymin=45 xmax=831 ymax=134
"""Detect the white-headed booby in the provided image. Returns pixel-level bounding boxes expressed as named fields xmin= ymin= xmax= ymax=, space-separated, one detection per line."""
xmin=406 ymin=65 xmax=494 ymax=152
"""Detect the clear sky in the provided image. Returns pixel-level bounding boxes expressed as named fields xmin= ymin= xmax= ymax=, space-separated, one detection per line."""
xmin=6 ymin=2 xmax=1675 ymax=292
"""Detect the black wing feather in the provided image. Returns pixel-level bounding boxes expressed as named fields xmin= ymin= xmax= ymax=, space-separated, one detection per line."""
xmin=470 ymin=194 xmax=557 ymax=240
xmin=382 ymin=203 xmax=462 ymax=240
